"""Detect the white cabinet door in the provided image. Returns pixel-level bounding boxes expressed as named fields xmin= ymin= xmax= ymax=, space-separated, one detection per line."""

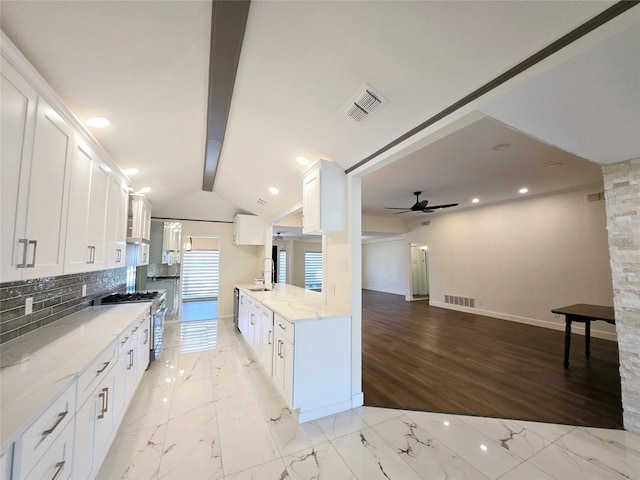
xmin=65 ymin=139 xmax=111 ymax=273
xmin=87 ymin=156 xmax=110 ymax=269
xmin=302 ymin=168 xmax=320 ymax=234
xmin=105 ymin=176 xmax=128 ymax=267
xmin=0 ymin=59 xmax=38 ymax=282
xmin=2 ymin=86 xmax=73 ymax=280
xmin=273 ymin=330 xmax=293 ymax=407
xmin=136 ymin=318 xmax=150 ymax=382
xmin=259 ymin=306 xmax=274 ymax=376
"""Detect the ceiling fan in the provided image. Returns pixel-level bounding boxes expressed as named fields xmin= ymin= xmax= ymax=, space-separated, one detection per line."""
xmin=384 ymin=191 xmax=459 ymax=214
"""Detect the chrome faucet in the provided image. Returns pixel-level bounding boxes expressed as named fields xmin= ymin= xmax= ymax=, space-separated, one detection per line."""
xmin=262 ymin=257 xmax=276 ymax=289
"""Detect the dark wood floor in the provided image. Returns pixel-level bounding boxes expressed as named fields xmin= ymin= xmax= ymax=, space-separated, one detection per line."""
xmin=362 ymin=290 xmax=623 ymax=429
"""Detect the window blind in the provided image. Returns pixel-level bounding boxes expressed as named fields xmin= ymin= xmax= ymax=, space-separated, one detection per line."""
xmin=304 ymin=251 xmax=322 ymax=291
xmin=278 ymin=250 xmax=287 ymax=284
xmin=182 ymin=249 xmax=219 ymax=300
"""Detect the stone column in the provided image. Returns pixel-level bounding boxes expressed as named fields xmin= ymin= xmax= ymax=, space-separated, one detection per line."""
xmin=603 ymin=158 xmax=640 ymax=433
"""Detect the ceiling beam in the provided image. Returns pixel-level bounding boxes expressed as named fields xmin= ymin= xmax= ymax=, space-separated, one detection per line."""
xmin=202 ymin=0 xmax=251 ymax=191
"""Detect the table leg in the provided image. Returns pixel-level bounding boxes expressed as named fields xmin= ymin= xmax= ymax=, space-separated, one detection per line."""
xmin=585 ymin=320 xmax=591 ymax=357
xmin=564 ymin=318 xmax=572 ymax=368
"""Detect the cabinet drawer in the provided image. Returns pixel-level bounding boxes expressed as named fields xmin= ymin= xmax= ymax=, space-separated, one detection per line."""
xmin=14 ymin=381 xmax=75 ymax=479
xmin=118 ymin=319 xmax=139 ymax=355
xmin=274 ymin=314 xmax=294 ymax=344
xmin=23 ymin=418 xmax=74 ymax=480
xmin=77 ymin=341 xmax=116 ymax=406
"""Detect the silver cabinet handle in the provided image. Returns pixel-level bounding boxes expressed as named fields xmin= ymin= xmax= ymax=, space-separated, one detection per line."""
xmin=42 ymin=411 xmax=68 ymax=437
xmin=120 ymin=336 xmax=129 ymax=345
xmin=51 ymin=461 xmax=65 ymax=480
xmin=17 ymin=238 xmax=28 ymax=268
xmin=97 ymin=389 xmax=106 ymax=419
xmin=278 ymin=323 xmax=286 ymax=331
xmin=143 ymin=328 xmax=148 ymax=345
xmin=104 ymin=387 xmax=109 ymax=413
xmin=277 ymin=339 xmax=282 ymax=358
xmin=96 ymin=361 xmax=110 ymax=376
xmin=128 ymin=349 xmax=134 ymax=369
xmin=268 ymin=330 xmax=272 ymax=345
xmin=27 ymin=240 xmax=37 ymax=267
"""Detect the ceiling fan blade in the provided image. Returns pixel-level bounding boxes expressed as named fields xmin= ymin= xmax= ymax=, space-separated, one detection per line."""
xmin=393 ymin=210 xmax=412 ymax=215
xmin=421 ymin=209 xmax=435 ymax=213
xmin=384 ymin=207 xmax=412 ymax=210
xmin=423 ymin=203 xmax=459 ymax=210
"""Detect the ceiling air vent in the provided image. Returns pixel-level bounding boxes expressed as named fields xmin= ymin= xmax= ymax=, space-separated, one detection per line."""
xmin=343 ymin=84 xmax=387 ymax=124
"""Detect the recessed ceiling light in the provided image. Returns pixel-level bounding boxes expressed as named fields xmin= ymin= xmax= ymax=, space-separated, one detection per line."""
xmin=268 ymin=187 xmax=279 ymax=195
xmin=138 ymin=187 xmax=151 ymax=193
xmin=124 ymin=168 xmax=139 ymax=176
xmin=519 ymin=188 xmax=529 ymax=194
xmin=493 ymin=143 xmax=511 ymax=151
xmin=480 ymin=444 xmax=488 ymax=452
xmin=296 ymin=156 xmax=310 ymax=166
xmin=86 ymin=117 xmax=110 ymax=128
xmin=472 ymin=198 xmax=480 ymax=204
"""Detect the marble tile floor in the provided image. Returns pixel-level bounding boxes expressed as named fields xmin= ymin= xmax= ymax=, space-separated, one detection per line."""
xmin=97 ymin=318 xmax=640 ymax=480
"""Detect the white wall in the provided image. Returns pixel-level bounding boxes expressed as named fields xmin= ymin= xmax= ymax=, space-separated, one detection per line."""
xmin=403 ymin=189 xmax=616 ymax=339
xmin=362 ymin=238 xmax=408 ymax=296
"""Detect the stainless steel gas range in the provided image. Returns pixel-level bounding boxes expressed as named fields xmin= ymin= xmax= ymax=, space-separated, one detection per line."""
xmin=100 ymin=290 xmax=167 ymax=362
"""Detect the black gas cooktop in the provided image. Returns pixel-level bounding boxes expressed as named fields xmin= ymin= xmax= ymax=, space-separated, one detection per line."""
xmin=101 ymin=291 xmax=160 ymax=304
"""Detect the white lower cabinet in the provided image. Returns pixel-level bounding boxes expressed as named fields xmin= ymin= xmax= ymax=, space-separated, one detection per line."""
xmin=238 ymin=290 xmax=352 ymax=422
xmin=259 ymin=305 xmax=274 ymax=376
xmin=24 ymin=419 xmax=74 ymax=480
xmin=73 ymin=362 xmax=116 ymax=480
xmin=272 ymin=315 xmax=294 ymax=408
xmin=9 ymin=311 xmax=151 ymax=480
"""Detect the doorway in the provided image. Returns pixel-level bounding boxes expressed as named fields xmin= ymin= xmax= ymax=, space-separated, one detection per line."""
xmin=181 ymin=236 xmax=220 ymax=322
xmin=409 ymin=243 xmax=429 ymax=301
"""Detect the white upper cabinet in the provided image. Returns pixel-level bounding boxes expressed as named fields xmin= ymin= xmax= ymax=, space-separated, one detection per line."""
xmin=105 ymin=177 xmax=128 ymax=268
xmin=1 ymin=57 xmax=73 ymax=281
xmin=233 ymin=214 xmax=265 ymax=245
xmin=2 ymin=38 xmax=130 ymax=279
xmin=1 ymin=58 xmax=38 ymax=282
xmin=127 ymin=195 xmax=151 ymax=243
xmin=65 ymin=139 xmax=111 ymax=273
xmin=301 ymin=159 xmax=346 ymax=234
xmin=64 ymin=139 xmax=110 ymax=273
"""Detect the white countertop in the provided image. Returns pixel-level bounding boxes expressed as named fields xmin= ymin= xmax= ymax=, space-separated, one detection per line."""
xmin=0 ymin=303 xmax=151 ymax=450
xmin=236 ymin=283 xmax=350 ymax=322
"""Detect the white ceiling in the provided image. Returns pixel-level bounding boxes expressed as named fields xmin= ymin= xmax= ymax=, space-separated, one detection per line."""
xmin=1 ymin=1 xmax=638 ymax=225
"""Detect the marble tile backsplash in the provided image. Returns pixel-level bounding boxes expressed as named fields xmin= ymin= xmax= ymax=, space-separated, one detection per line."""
xmin=0 ymin=268 xmax=126 ymax=344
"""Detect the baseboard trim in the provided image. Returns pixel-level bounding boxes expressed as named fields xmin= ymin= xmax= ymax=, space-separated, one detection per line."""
xmin=429 ymin=301 xmax=617 ymax=342
xmin=297 ymin=399 xmax=352 ymax=423
xmin=351 ymin=392 xmax=364 ymax=408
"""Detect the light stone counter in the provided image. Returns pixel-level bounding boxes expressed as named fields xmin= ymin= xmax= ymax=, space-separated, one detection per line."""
xmin=0 ymin=303 xmax=151 ymax=450
xmin=236 ymin=283 xmax=349 ymax=322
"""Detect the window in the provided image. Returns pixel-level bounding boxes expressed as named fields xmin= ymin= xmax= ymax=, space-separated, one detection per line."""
xmin=182 ymin=249 xmax=219 ymax=300
xmin=278 ymin=249 xmax=287 ymax=284
xmin=304 ymin=251 xmax=322 ymax=291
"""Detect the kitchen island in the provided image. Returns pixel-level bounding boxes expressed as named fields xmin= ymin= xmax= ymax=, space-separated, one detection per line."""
xmin=235 ymin=283 xmax=353 ymax=423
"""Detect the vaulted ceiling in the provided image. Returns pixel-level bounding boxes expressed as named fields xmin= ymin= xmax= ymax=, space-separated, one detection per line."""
xmin=1 ymin=1 xmax=638 ymax=225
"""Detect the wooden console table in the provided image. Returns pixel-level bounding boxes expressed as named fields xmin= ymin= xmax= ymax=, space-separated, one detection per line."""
xmin=551 ymin=304 xmax=615 ymax=368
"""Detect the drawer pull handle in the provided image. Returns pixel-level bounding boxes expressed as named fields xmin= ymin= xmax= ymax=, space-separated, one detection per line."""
xmin=279 ymin=323 xmax=286 ymax=330
xmin=120 ymin=336 xmax=129 ymax=345
xmin=97 ymin=390 xmax=106 ymax=419
xmin=42 ymin=411 xmax=68 ymax=438
xmin=132 ymin=326 xmax=138 ymax=333
xmin=144 ymin=328 xmax=148 ymax=344
xmin=51 ymin=461 xmax=65 ymax=480
xmin=268 ymin=330 xmax=272 ymax=345
xmin=96 ymin=361 xmax=110 ymax=376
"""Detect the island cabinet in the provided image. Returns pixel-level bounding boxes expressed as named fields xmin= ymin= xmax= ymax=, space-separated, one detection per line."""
xmin=301 ymin=159 xmax=346 ymax=234
xmin=237 ymin=285 xmax=352 ymax=423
